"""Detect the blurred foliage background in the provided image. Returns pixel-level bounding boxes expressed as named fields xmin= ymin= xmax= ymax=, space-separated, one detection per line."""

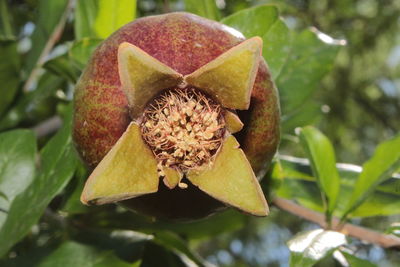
xmin=0 ymin=0 xmax=399 ymax=266
xmin=139 ymin=0 xmax=400 ymax=163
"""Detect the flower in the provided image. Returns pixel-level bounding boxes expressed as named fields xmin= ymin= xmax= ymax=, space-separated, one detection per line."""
xmin=73 ymin=13 xmax=280 ymax=220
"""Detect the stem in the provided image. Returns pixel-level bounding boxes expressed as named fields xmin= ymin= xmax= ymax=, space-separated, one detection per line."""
xmin=23 ymin=0 xmax=75 ymax=92
xmin=273 ymin=197 xmax=400 ymax=248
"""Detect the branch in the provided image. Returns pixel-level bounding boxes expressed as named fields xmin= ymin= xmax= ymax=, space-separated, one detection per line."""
xmin=23 ymin=0 xmax=75 ymax=92
xmin=43 ymin=208 xmax=68 ymax=229
xmin=32 ymin=115 xmax=62 ymax=138
xmin=273 ymin=197 xmax=400 ymax=249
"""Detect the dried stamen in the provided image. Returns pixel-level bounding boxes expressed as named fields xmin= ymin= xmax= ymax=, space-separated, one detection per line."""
xmin=141 ymin=88 xmax=225 ymax=175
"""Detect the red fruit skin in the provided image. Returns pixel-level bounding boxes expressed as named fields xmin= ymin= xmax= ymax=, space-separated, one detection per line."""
xmin=73 ymin=12 xmax=280 ymax=220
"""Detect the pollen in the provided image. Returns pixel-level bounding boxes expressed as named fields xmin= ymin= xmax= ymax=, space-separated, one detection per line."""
xmin=141 ymin=88 xmax=226 ymax=174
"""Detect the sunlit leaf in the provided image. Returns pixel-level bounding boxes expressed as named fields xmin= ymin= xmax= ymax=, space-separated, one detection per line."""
xmin=74 ymin=0 xmax=98 ymax=39
xmin=0 ymin=108 xmax=78 ymax=257
xmin=94 ymin=0 xmax=136 ymax=39
xmin=221 ymin=5 xmax=290 ymax=78
xmin=184 ymin=0 xmax=220 ymax=20
xmin=343 ymin=134 xmax=400 ymax=218
xmin=297 ymin=126 xmax=340 ymax=220
xmin=0 ymin=130 xmax=36 ymax=215
xmin=0 ymin=41 xmax=20 ymax=118
xmin=221 ymin=5 xmax=278 ymax=38
xmin=288 ymin=229 xmax=346 ymax=267
xmin=277 ymin=29 xmax=340 ymax=114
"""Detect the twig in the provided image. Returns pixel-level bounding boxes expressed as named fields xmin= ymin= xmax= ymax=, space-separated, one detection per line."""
xmin=273 ymin=197 xmax=400 ymax=248
xmin=43 ymin=208 xmax=69 ymax=233
xmin=23 ymin=0 xmax=75 ymax=92
xmin=163 ymin=0 xmax=171 ymax=13
xmin=32 ymin=115 xmax=62 ymax=138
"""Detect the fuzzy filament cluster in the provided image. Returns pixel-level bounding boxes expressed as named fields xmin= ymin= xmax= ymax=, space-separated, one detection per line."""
xmin=141 ymin=88 xmax=225 ymax=174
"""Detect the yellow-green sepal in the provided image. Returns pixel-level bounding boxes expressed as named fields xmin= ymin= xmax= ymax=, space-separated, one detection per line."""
xmin=184 ymin=37 xmax=262 ymax=110
xmin=118 ymin=42 xmax=183 ymax=118
xmin=187 ymin=135 xmax=269 ymax=216
xmin=81 ymin=122 xmax=160 ymax=205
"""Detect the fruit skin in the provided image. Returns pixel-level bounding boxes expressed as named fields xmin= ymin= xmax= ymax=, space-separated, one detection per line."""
xmin=73 ymin=12 xmax=280 ymax=220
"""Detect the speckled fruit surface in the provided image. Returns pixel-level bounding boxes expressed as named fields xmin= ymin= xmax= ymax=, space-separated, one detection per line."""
xmin=73 ymin=12 xmax=280 ymax=221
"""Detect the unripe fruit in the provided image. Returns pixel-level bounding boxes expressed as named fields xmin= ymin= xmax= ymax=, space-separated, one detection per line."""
xmin=73 ymin=12 xmax=280 ymax=221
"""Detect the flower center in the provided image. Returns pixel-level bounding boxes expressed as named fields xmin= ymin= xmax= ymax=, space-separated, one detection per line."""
xmin=141 ymin=88 xmax=226 ymax=174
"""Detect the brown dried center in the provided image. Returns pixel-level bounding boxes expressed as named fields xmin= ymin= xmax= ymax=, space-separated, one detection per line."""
xmin=141 ymin=88 xmax=225 ymax=173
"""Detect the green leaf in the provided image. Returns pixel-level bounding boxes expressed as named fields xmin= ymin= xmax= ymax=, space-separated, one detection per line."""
xmin=163 ymin=209 xmax=247 ymax=239
xmin=221 ymin=5 xmax=290 ymax=78
xmin=385 ymin=223 xmax=400 ymax=237
xmin=141 ymin=242 xmax=186 ymax=267
xmin=61 ymin=162 xmax=89 ymax=214
xmin=184 ymin=0 xmax=220 ymax=20
xmin=275 ymin=156 xmax=400 ymax=218
xmin=281 ymin=101 xmax=322 ymax=134
xmin=43 ymin=54 xmax=80 ymax=83
xmin=0 ymin=41 xmax=20 ymax=117
xmin=0 ymin=0 xmax=14 ymax=40
xmin=69 ymin=38 xmax=103 ymax=70
xmin=153 ymin=232 xmax=206 ymax=266
xmin=262 ymin=18 xmax=291 ymax=78
xmin=298 ymin=126 xmax=340 ymax=220
xmin=74 ymin=0 xmax=98 ymax=39
xmin=277 ymin=29 xmax=340 ymax=114
xmin=276 ymin=175 xmax=325 ymax=213
xmin=81 ymin=206 xmax=246 ymax=242
xmin=0 ymin=108 xmax=78 ymax=257
xmin=338 ymin=179 xmax=400 ymax=218
xmin=288 ymin=229 xmax=346 ymax=267
xmin=340 ymin=251 xmax=377 ymax=267
xmin=36 ymin=241 xmax=133 ymax=267
xmin=0 ymin=191 xmax=7 ymax=200
xmin=221 ymin=5 xmax=278 ymax=38
xmin=93 ymin=0 xmax=136 ymax=39
xmin=24 ymin=0 xmax=69 ymax=75
xmin=343 ymin=134 xmax=400 ymax=218
xmin=0 ymin=72 xmax=63 ymax=131
xmin=70 ymin=228 xmax=150 ymax=262
xmin=0 ymin=130 xmax=36 ymax=214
